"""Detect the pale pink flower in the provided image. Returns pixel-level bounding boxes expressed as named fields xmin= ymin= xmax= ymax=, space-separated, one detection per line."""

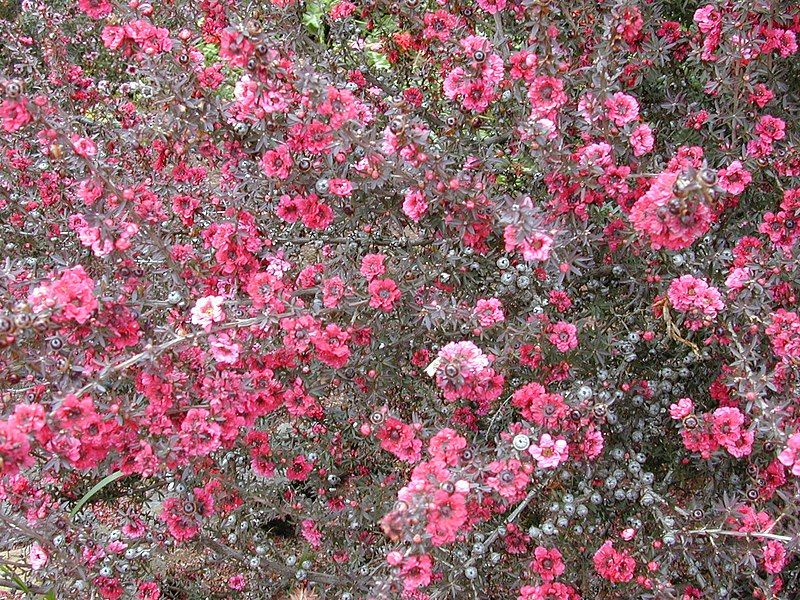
xmin=504 ymin=226 xmax=553 ymax=262
xmin=725 ymin=267 xmax=750 ymax=291
xmin=669 ymin=397 xmax=694 ymax=420
xmin=209 ymin=333 xmax=241 ymax=364
xmin=328 ymin=178 xmax=353 ymax=197
xmin=191 ymin=295 xmax=226 ymax=330
xmin=529 ymin=434 xmax=569 ymax=469
xmin=29 ymin=543 xmax=48 ymax=570
xmin=71 ymin=135 xmax=97 ymax=158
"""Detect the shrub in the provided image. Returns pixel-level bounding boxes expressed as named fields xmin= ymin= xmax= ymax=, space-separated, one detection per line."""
xmin=0 ymin=0 xmax=799 ymax=598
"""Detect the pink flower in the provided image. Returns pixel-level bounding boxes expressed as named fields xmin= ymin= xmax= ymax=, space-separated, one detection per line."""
xmin=71 ymin=135 xmax=97 ymax=158
xmin=711 ymin=407 xmax=744 ymax=446
xmin=400 ymin=554 xmax=433 ymax=593
xmin=629 ymin=170 xmax=713 ymax=250
xmin=605 ymin=92 xmax=640 ymax=126
xmin=718 ymin=160 xmax=752 ymax=196
xmin=329 ymin=0 xmax=357 ymax=19
xmin=669 ymin=397 xmax=694 ymax=420
xmin=227 ymin=574 xmax=247 ymax=590
xmin=778 ymin=433 xmax=800 ymax=476
xmin=219 ymin=28 xmax=255 ymax=68
xmin=29 ymin=543 xmax=48 ymax=570
xmin=78 ymin=0 xmax=113 ymax=18
xmin=428 ymin=428 xmax=467 ymax=466
xmin=403 ymin=188 xmax=429 ymax=222
xmin=426 ymin=489 xmax=468 ymax=545
xmin=693 ymin=5 xmax=721 ymax=34
xmin=208 ymin=333 xmax=241 ymax=364
xmin=630 ymin=123 xmax=655 ymax=156
xmin=298 ymin=194 xmax=334 ymax=230
xmin=322 ymin=276 xmax=346 ymax=308
xmin=28 ymin=265 xmax=98 ymax=325
xmin=473 ymin=298 xmax=505 ymax=328
xmin=755 ymin=115 xmax=786 ymax=142
xmin=509 ymin=50 xmax=539 ymax=82
xmin=725 ymin=267 xmax=750 ymax=291
xmin=377 ymin=417 xmax=422 ymax=463
xmin=435 ymin=341 xmax=491 ymax=400
xmin=528 ymin=76 xmax=568 ymax=117
xmin=125 ymin=20 xmax=173 ymax=56
xmin=260 ymin=144 xmax=293 ymax=179
xmin=530 ymin=546 xmax=565 ymax=582
xmin=593 ymin=540 xmax=636 ymax=583
xmin=667 ymin=275 xmax=724 ymax=329
xmin=548 ymin=321 xmax=578 ymax=352
xmin=529 ymin=434 xmax=569 ymax=469
xmin=190 ymin=295 xmax=226 ymax=330
xmin=748 ymin=83 xmax=775 ymax=108
xmin=486 ymin=458 xmax=530 ymax=501
xmin=763 ymin=540 xmax=788 ymax=574
xmin=460 ymin=80 xmax=496 ymax=113
xmin=360 ymin=253 xmax=386 ymax=280
xmin=512 ymin=383 xmax=567 ymax=426
xmin=0 ymin=98 xmax=33 ymax=132
xmin=301 ymin=519 xmax=323 ymax=549
xmin=311 ymin=323 xmax=351 ymax=368
xmin=328 ymin=178 xmax=353 ymax=197
xmin=518 ymin=582 xmax=580 ymax=600
xmin=476 ymin=0 xmax=506 ymax=14
xmin=438 ymin=341 xmax=489 ymax=375
xmin=368 ymin=278 xmax=401 ymax=311
xmin=286 ymin=455 xmax=314 ymax=481
xmin=178 ymin=409 xmax=221 ymax=457
xmin=504 ymin=226 xmax=553 ymax=262
xmin=420 ymin=10 xmax=456 ymax=42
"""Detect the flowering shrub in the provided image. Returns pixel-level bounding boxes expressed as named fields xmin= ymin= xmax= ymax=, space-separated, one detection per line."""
xmin=0 ymin=0 xmax=799 ymax=598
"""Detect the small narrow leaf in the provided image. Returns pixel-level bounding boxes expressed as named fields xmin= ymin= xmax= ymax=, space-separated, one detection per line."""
xmin=70 ymin=471 xmax=125 ymax=518
xmin=0 ymin=565 xmax=31 ymax=594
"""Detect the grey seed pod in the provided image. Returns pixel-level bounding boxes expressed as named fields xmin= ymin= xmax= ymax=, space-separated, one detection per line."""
xmin=512 ymin=434 xmax=530 ymax=451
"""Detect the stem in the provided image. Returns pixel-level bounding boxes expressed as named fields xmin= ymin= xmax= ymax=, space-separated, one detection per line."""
xmin=685 ymin=528 xmax=794 ymax=544
xmin=203 ymin=537 xmax=347 ymax=588
xmin=462 ymin=485 xmax=540 ymax=569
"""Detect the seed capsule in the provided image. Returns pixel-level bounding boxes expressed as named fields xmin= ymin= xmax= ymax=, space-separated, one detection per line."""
xmin=698 ymin=169 xmax=717 ymax=186
xmin=0 ymin=316 xmax=13 ymax=333
xmin=512 ymin=434 xmax=530 ymax=451
xmin=389 ymin=118 xmax=404 ymax=134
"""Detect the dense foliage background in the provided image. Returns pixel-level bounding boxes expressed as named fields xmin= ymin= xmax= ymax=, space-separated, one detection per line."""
xmin=0 ymin=0 xmax=799 ymax=598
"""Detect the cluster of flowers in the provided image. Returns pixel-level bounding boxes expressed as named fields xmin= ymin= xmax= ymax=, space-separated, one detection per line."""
xmin=671 ymin=399 xmax=754 ymax=459
xmin=433 ymin=341 xmax=504 ymax=413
